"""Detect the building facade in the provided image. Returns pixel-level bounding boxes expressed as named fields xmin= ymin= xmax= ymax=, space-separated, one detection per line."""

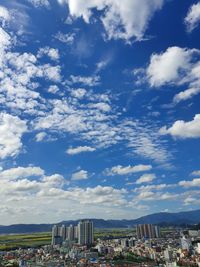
xmin=136 ymin=224 xmax=160 ymax=239
xmin=78 ymin=220 xmax=94 ymax=245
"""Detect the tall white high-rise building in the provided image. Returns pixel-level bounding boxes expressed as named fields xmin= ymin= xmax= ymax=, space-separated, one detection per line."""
xmin=52 ymin=225 xmax=62 ymax=245
xmin=60 ymin=224 xmax=67 ymax=241
xmin=136 ymin=224 xmax=160 ymax=239
xmin=78 ymin=220 xmax=94 ymax=245
xmin=68 ymin=224 xmax=75 ymax=241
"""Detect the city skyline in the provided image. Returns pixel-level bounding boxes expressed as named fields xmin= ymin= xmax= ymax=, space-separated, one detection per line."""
xmin=0 ymin=0 xmax=200 ymax=225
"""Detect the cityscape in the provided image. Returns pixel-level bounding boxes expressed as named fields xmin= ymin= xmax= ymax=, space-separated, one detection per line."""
xmin=0 ymin=0 xmax=200 ymax=266
xmin=1 ymin=220 xmax=200 ymax=266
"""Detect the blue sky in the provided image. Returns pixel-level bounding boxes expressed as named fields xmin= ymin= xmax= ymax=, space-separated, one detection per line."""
xmin=0 ymin=0 xmax=200 ymax=225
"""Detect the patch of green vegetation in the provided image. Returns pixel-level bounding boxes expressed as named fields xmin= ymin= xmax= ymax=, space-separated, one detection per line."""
xmin=94 ymin=228 xmax=135 ymax=239
xmin=0 ymin=233 xmax=51 ymax=251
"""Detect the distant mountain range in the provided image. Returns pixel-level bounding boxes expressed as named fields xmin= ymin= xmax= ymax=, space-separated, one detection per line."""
xmin=0 ymin=209 xmax=200 ymax=234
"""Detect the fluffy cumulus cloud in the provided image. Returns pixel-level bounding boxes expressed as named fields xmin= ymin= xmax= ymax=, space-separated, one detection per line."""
xmin=0 ymin=5 xmax=10 ymax=25
xmin=0 ymin=165 xmax=130 ymax=223
xmin=135 ymin=190 xmax=177 ymax=202
xmin=62 ymin=0 xmax=164 ymax=41
xmin=184 ymin=2 xmax=200 ymax=32
xmin=179 ymin=178 xmax=200 ymax=188
xmin=133 ymin=183 xmax=175 ymax=193
xmin=0 ymin=166 xmax=44 ymax=180
xmin=146 ymin=46 xmax=200 ymax=103
xmin=136 ymin=173 xmax=156 ymax=184
xmin=71 ymin=170 xmax=88 ymax=180
xmin=160 ymin=114 xmax=200 ymax=138
xmin=107 ymin=164 xmax=152 ymax=176
xmin=0 ymin=113 xmax=27 ymax=159
xmin=66 ymin=146 xmax=96 ymax=155
xmin=37 ymin=47 xmax=60 ymax=61
xmin=35 ymin=132 xmax=47 ymax=142
xmin=191 ymin=170 xmax=200 ymax=176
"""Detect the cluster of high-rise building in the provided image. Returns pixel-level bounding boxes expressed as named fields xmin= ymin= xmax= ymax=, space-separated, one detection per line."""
xmin=136 ymin=224 xmax=160 ymax=239
xmin=52 ymin=220 xmax=94 ymax=246
xmin=2 ymin=223 xmax=200 ymax=266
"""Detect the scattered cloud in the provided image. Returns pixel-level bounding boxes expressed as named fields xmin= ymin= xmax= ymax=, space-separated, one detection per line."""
xmin=0 ymin=5 xmax=10 ymax=25
xmin=0 ymin=166 xmax=44 ymax=181
xmin=70 ymin=88 xmax=87 ymax=99
xmin=71 ymin=170 xmax=88 ymax=181
xmin=54 ymin=32 xmax=76 ymax=45
xmin=133 ymin=183 xmax=175 ymax=193
xmin=0 ymin=113 xmax=27 ymax=159
xmin=35 ymin=132 xmax=47 ymax=142
xmin=64 ymin=0 xmax=164 ymax=42
xmin=145 ymin=46 xmax=200 ymax=103
xmin=27 ymin=0 xmax=50 ymax=8
xmin=107 ymin=164 xmax=152 ymax=176
xmin=69 ymin=75 xmax=100 ymax=87
xmin=184 ymin=196 xmax=200 ymax=205
xmin=136 ymin=190 xmax=177 ymax=201
xmin=136 ymin=173 xmax=156 ymax=184
xmin=191 ymin=170 xmax=200 ymax=176
xmin=37 ymin=47 xmax=60 ymax=61
xmin=160 ymin=114 xmax=200 ymax=138
xmin=147 ymin=47 xmax=195 ymax=87
xmin=66 ymin=146 xmax=96 ymax=155
xmin=184 ymin=2 xmax=200 ymax=32
xmin=179 ymin=178 xmax=200 ymax=188
xmin=48 ymin=85 xmax=60 ymax=94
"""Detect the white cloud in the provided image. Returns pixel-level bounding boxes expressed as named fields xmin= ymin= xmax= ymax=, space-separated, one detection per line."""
xmin=48 ymin=85 xmax=59 ymax=94
xmin=184 ymin=196 xmax=200 ymax=205
xmin=38 ymin=185 xmax=127 ymax=206
xmin=136 ymin=173 xmax=156 ymax=184
xmin=173 ymin=86 xmax=200 ymax=103
xmin=107 ymin=164 xmax=152 ymax=176
xmin=35 ymin=132 xmax=47 ymax=142
xmin=0 ymin=5 xmax=10 ymax=25
xmin=133 ymin=183 xmax=175 ymax=193
xmin=27 ymin=0 xmax=50 ymax=8
xmin=70 ymin=88 xmax=87 ymax=99
xmin=121 ymin=121 xmax=172 ymax=164
xmin=66 ymin=146 xmax=96 ymax=155
xmin=41 ymin=174 xmax=65 ymax=188
xmin=71 ymin=170 xmax=88 ymax=180
xmin=0 ymin=29 xmax=62 ymax=115
xmin=88 ymin=102 xmax=111 ymax=112
xmin=0 ymin=27 xmax=11 ymax=52
xmin=146 ymin=46 xmax=200 ymax=103
xmin=96 ymin=56 xmax=112 ymax=73
xmin=37 ymin=47 xmax=60 ymax=61
xmin=54 ymin=32 xmax=75 ymax=45
xmin=0 ymin=113 xmax=27 ymax=159
xmin=179 ymin=178 xmax=200 ymax=188
xmin=41 ymin=64 xmax=61 ymax=82
xmin=191 ymin=170 xmax=200 ymax=176
xmin=69 ymin=75 xmax=100 ymax=87
xmin=184 ymin=2 xmax=200 ymax=32
xmin=0 ymin=166 xmax=44 ymax=181
xmin=147 ymin=46 xmax=195 ymax=87
xmin=0 ymin=22 xmax=171 ymax=165
xmin=160 ymin=114 xmax=200 ymax=138
xmin=136 ymin=190 xmax=177 ymax=201
xmin=64 ymin=0 xmax=164 ymax=41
